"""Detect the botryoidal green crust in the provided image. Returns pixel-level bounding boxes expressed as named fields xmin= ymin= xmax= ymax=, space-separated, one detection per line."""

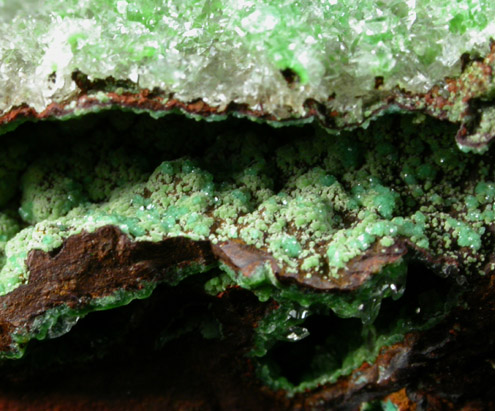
xmin=1 ymin=2 xmax=494 ymax=406
xmin=1 ymin=113 xmax=492 ymax=295
xmin=0 ymin=111 xmax=491 ymax=397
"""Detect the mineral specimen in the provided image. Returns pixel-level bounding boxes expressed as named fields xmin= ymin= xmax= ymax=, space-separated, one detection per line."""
xmin=3 ymin=1 xmax=495 ymax=149
xmin=1 ymin=1 xmax=495 ymax=409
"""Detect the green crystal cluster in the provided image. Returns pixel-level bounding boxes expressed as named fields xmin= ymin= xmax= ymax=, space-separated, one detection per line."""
xmin=2 ymin=1 xmax=495 ymax=404
xmin=0 ymin=113 xmax=489 ymax=296
xmin=1 ymin=0 xmax=495 ymax=118
xmin=0 ymin=112 xmax=487 ymax=386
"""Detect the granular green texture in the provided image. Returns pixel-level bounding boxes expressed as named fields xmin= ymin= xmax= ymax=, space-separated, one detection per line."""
xmin=0 ymin=108 xmax=490 ymax=398
xmin=1 ymin=113 xmax=493 ymax=295
xmin=1 ymin=2 xmax=495 ymax=406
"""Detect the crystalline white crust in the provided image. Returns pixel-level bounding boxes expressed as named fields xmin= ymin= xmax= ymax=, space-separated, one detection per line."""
xmin=1 ymin=0 xmax=494 ymax=118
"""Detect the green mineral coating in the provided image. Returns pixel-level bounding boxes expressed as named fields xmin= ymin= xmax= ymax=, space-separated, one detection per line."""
xmin=1 ymin=1 xmax=495 ymax=119
xmin=0 ymin=213 xmax=20 ymax=244
xmin=9 ymin=282 xmax=158 ymax=360
xmin=274 ymin=236 xmax=302 ymax=258
xmin=0 ymin=111 xmax=492 ymax=392
xmin=1 ymin=113 xmax=494 ymax=294
xmin=252 ymin=259 xmax=461 ymax=394
xmin=2 ymin=2 xmax=495 ymax=401
xmin=0 ymin=213 xmax=21 ymax=271
xmin=360 ymin=400 xmax=399 ymax=411
xmin=383 ymin=401 xmax=399 ymax=411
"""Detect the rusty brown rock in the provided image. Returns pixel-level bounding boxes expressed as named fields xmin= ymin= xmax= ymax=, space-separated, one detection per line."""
xmin=0 ymin=226 xmax=216 ymax=355
xmin=0 ymin=224 xmax=493 ymax=408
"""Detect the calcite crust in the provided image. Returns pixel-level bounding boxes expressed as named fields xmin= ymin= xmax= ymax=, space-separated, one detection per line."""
xmin=1 ymin=0 xmax=495 ymax=122
xmin=1 ymin=1 xmax=495 ymax=409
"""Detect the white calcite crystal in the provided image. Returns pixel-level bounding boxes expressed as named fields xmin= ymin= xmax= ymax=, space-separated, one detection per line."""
xmin=1 ymin=0 xmax=495 ymax=118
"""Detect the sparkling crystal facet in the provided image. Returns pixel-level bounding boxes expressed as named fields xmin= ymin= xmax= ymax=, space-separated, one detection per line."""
xmin=1 ymin=0 xmax=494 ymax=118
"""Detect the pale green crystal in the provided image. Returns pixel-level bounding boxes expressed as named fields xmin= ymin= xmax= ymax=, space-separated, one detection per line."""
xmin=1 ymin=0 xmax=495 ymax=119
xmin=0 ymin=113 xmax=492 ymax=296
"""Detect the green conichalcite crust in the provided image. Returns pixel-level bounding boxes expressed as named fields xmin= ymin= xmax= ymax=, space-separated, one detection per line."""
xmin=1 ymin=114 xmax=491 ymax=296
xmin=0 ymin=110 xmax=491 ymax=391
xmin=2 ymin=0 xmax=495 ymax=398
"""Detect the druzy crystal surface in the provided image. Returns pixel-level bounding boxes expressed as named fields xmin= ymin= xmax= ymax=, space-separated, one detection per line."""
xmin=2 ymin=1 xmax=495 ymax=409
xmin=1 ymin=0 xmax=495 ymax=118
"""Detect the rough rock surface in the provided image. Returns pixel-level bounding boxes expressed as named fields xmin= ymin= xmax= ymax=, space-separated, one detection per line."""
xmin=1 ymin=1 xmax=495 ymax=409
